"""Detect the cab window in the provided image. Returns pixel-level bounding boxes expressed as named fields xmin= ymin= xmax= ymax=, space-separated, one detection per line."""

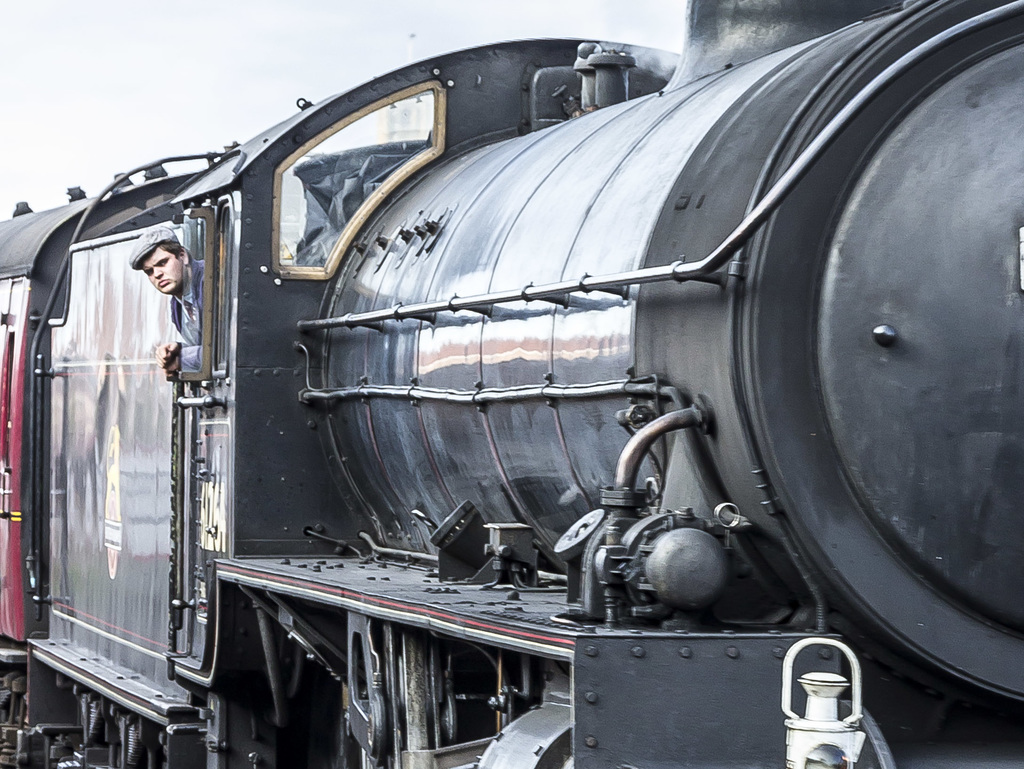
xmin=212 ymin=198 xmax=238 ymax=377
xmin=178 ymin=209 xmax=216 ymax=382
xmin=274 ymin=81 xmax=446 ymax=279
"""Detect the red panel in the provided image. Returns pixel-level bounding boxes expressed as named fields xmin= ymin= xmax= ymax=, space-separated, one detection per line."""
xmin=0 ymin=279 xmax=28 ymax=640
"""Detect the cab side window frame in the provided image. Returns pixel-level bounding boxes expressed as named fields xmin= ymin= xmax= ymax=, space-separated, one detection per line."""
xmin=178 ymin=207 xmax=217 ymax=383
xmin=272 ymin=81 xmax=447 ymax=281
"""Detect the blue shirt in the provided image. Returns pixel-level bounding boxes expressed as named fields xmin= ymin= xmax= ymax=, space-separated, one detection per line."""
xmin=170 ymin=259 xmax=204 ymax=371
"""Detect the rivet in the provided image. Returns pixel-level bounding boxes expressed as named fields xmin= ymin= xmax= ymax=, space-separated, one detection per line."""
xmin=585 ymin=691 xmax=599 ymax=704
xmin=583 ymin=645 xmax=599 ymax=658
xmin=726 ymin=646 xmax=739 ymax=659
xmin=274 ymin=278 xmax=282 ymax=286
xmin=679 ymin=647 xmax=692 ymax=659
xmin=585 ymin=736 xmax=598 ymax=748
xmin=772 ymin=647 xmax=785 ymax=659
xmin=630 ymin=646 xmax=646 ymax=658
xmin=260 ymin=265 xmax=269 ymax=274
xmin=819 ymin=648 xmax=834 ymax=661
xmin=872 ymin=324 xmax=898 ymax=347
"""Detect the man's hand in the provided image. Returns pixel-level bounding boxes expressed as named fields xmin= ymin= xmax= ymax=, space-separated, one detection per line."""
xmin=156 ymin=343 xmax=182 ymax=380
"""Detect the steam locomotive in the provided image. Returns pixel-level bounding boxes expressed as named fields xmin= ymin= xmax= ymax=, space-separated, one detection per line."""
xmin=0 ymin=0 xmax=1022 ymax=766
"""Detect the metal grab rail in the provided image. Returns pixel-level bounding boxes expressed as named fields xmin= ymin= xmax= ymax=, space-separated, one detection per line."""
xmin=299 ymin=377 xmax=671 ymax=406
xmin=296 ymin=264 xmax=708 ymax=333
xmin=168 ymin=380 xmax=188 ymax=671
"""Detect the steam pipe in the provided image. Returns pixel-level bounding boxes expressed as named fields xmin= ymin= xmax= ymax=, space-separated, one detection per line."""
xmin=599 ymin=405 xmax=705 ymax=625
xmin=613 ymin=406 xmax=704 ymax=492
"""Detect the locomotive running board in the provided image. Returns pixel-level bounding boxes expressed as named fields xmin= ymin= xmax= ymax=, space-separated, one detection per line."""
xmin=217 ymin=558 xmax=578 ymax=659
xmin=30 ymin=641 xmax=198 ymax=725
xmin=0 ymin=647 xmax=26 ymax=665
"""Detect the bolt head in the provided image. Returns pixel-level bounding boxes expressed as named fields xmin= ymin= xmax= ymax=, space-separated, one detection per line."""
xmin=872 ymin=324 xmax=898 ymax=347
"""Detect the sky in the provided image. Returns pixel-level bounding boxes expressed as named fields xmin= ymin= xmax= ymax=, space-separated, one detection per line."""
xmin=0 ymin=1 xmax=684 ymax=219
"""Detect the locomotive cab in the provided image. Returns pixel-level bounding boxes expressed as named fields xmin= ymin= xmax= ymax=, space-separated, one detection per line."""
xmin=0 ymin=167 xmax=221 ymax=767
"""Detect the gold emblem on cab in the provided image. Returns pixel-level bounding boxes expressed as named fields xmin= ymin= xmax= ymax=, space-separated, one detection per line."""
xmin=103 ymin=425 xmax=122 ymax=579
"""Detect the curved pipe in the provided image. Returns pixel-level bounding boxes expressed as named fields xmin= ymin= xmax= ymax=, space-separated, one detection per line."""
xmin=672 ymin=0 xmax=1024 ymax=282
xmin=613 ymin=406 xmax=704 ymax=491
xmin=358 ymin=531 xmax=439 ymax=564
xmin=745 ymin=0 xmax=944 ymax=216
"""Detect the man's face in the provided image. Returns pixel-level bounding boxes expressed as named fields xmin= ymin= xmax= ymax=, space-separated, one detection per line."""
xmin=140 ymin=247 xmax=187 ymax=297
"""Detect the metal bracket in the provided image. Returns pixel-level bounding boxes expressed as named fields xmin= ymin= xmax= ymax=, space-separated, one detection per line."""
xmin=176 ymin=395 xmax=227 ymax=410
xmin=348 ymin=615 xmax=388 ymax=760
